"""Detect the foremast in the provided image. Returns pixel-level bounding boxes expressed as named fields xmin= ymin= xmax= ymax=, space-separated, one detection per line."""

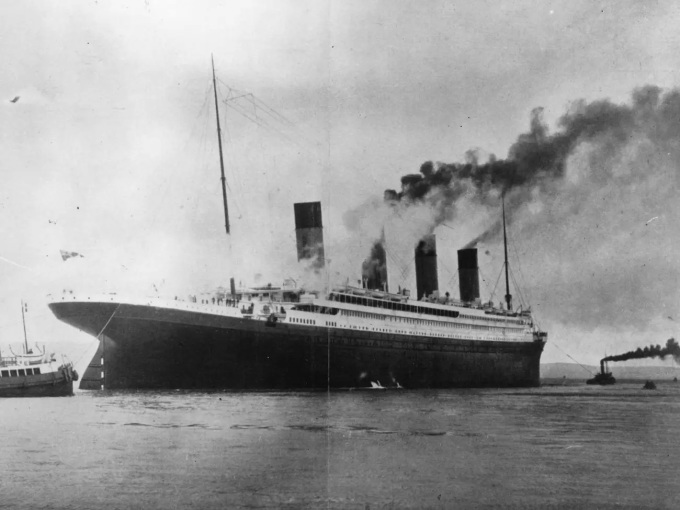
xmin=211 ymin=55 xmax=230 ymax=235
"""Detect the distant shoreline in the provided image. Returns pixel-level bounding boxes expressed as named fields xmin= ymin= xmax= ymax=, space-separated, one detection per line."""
xmin=542 ymin=362 xmax=680 ymax=380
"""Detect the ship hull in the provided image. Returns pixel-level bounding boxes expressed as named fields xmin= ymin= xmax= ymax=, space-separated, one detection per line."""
xmin=0 ymin=373 xmax=74 ymax=397
xmin=49 ymin=301 xmax=545 ymax=390
xmin=586 ymin=374 xmax=616 ymax=385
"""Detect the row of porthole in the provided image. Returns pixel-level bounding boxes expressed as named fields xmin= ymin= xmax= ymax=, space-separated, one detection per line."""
xmin=366 ymin=313 xmax=522 ymax=333
xmin=322 ymin=324 xmax=528 ymax=342
xmin=290 ymin=317 xmax=316 ymax=325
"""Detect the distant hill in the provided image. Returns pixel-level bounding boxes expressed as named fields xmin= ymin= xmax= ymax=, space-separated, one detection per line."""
xmin=541 ymin=362 xmax=680 ymax=380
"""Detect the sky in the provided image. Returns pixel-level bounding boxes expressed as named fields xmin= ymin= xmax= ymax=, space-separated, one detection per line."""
xmin=1 ymin=0 xmax=679 ymax=368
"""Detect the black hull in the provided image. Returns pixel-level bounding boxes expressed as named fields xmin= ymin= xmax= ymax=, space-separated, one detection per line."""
xmin=586 ymin=373 xmax=616 ymax=385
xmin=0 ymin=374 xmax=74 ymax=398
xmin=49 ymin=301 xmax=545 ymax=390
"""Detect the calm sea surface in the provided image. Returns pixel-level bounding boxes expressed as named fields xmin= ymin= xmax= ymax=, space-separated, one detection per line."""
xmin=1 ymin=383 xmax=679 ymax=509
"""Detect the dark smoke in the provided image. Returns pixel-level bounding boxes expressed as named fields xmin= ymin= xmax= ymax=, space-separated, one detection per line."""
xmin=462 ymin=220 xmax=502 ymax=249
xmin=361 ymin=85 xmax=680 ymax=296
xmin=384 ymin=85 xmax=679 ymax=228
xmin=602 ymin=338 xmax=680 ymax=364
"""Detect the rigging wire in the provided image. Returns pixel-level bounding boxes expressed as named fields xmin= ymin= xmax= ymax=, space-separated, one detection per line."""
xmin=217 ymin=79 xmax=322 ymax=152
xmin=242 ymin=92 xmax=300 ymax=132
xmin=509 ymin=266 xmax=528 ymax=310
xmin=215 ymin=80 xmax=332 ymax=259
xmin=550 ymin=341 xmax=594 ymax=375
xmin=218 ymin=78 xmax=317 ymax=142
xmin=216 ymin=82 xmax=247 ymax=223
xmin=500 ymin=217 xmax=532 ymax=311
xmin=383 ymin=247 xmax=411 ymax=285
xmin=510 ymin=235 xmax=532 ymax=305
xmin=477 ymin=267 xmax=494 ymax=302
xmin=214 ymin=83 xmax=233 ymax=195
xmin=219 ymin=104 xmax=244 ymax=219
xmin=248 ymin=94 xmax=298 ymax=128
xmin=171 ymin=79 xmax=217 ymax=232
xmin=435 ymin=257 xmax=459 ymax=296
xmin=224 ymin=101 xmax=303 ymax=148
xmin=148 ymin=81 xmax=213 ymax=233
xmin=445 ymin=269 xmax=459 ymax=294
xmin=70 ymin=340 xmax=100 ymax=369
xmin=488 ymin=264 xmax=505 ymax=305
xmin=221 ymin=98 xmax=330 ymax=186
xmin=218 ymin=77 xmax=401 ymax=198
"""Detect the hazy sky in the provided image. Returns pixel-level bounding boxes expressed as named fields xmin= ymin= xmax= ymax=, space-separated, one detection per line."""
xmin=1 ymin=0 xmax=679 ymax=365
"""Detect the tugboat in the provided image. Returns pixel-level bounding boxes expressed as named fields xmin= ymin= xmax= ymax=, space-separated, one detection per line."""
xmin=0 ymin=302 xmax=78 ymax=398
xmin=586 ymin=360 xmax=616 ymax=385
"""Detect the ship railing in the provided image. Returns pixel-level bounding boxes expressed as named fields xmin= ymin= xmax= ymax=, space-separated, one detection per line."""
xmin=0 ymin=357 xmax=19 ymax=366
xmin=334 ymin=286 xmax=525 ymax=317
xmin=0 ymin=356 xmax=54 ymax=367
xmin=49 ymin=293 xmax=245 ymax=314
xmin=48 ymin=292 xmax=314 ymax=322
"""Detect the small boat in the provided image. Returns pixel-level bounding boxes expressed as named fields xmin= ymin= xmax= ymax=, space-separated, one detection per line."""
xmin=586 ymin=360 xmax=616 ymax=385
xmin=0 ymin=349 xmax=78 ymax=397
xmin=0 ymin=301 xmax=78 ymax=398
xmin=642 ymin=380 xmax=656 ymax=390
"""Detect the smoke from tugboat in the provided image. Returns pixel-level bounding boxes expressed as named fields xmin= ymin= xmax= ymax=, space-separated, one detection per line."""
xmin=587 ymin=338 xmax=680 ymax=385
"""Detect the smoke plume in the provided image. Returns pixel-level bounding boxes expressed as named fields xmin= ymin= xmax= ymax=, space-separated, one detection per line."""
xmin=603 ymin=338 xmax=680 ymax=364
xmin=348 ymin=84 xmax=680 ymax=336
xmin=383 ymin=93 xmax=661 ymax=232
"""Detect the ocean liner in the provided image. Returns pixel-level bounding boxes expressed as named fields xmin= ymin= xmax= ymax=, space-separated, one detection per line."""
xmin=48 ymin=273 xmax=546 ymax=390
xmin=48 ymin=199 xmax=547 ymax=390
xmin=48 ymin=61 xmax=547 ymax=390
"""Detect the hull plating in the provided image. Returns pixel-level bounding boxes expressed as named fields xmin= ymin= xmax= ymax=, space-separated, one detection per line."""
xmin=50 ymin=301 xmax=544 ymax=390
xmin=0 ymin=374 xmax=74 ymax=397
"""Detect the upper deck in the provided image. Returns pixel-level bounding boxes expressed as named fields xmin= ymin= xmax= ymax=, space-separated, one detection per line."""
xmin=323 ymin=287 xmax=532 ymax=325
xmin=48 ymin=282 xmax=542 ymax=344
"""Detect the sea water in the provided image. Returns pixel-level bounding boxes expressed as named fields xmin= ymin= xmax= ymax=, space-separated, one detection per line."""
xmin=0 ymin=383 xmax=679 ymax=509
